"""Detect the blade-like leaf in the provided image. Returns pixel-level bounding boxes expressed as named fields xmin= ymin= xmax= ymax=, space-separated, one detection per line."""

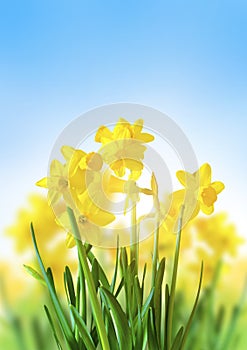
xmin=30 ymin=224 xmax=77 ymax=349
xmin=180 ymin=261 xmax=203 ymax=350
xmin=64 ymin=266 xmax=76 ymax=307
xmin=100 ymin=287 xmax=132 ymax=350
xmin=23 ymin=264 xmax=46 ymax=286
xmin=171 ymin=326 xmax=184 ymax=350
xmin=153 ymin=257 xmax=166 ymax=344
xmin=44 ymin=305 xmax=62 ymax=350
xmin=147 ymin=308 xmax=160 ymax=350
xmin=70 ymin=305 xmax=96 ymax=350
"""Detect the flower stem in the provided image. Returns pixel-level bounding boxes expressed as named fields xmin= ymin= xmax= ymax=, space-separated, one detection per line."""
xmin=130 ymin=201 xmax=138 ymax=275
xmin=67 ymin=207 xmax=110 ymax=350
xmin=151 ymin=213 xmax=160 ymax=286
xmin=167 ymin=205 xmax=185 ymax=350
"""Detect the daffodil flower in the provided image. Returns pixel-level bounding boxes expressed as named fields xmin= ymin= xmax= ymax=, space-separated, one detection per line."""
xmin=58 ymin=190 xmax=115 ymax=247
xmin=162 ymin=163 xmax=225 ymax=233
xmin=176 ymin=163 xmax=225 ymax=215
xmin=36 ymin=159 xmax=71 ymax=206
xmin=95 ymin=118 xmax=154 ymax=179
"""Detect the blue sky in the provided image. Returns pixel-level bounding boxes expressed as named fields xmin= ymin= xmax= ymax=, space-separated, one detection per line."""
xmin=1 ymin=1 xmax=247 ymax=255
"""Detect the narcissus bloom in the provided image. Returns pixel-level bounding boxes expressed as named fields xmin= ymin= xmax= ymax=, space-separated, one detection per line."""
xmin=95 ymin=118 xmax=154 ymax=179
xmin=36 ymin=159 xmax=70 ymax=206
xmin=176 ymin=163 xmax=225 ymax=215
xmin=59 ymin=191 xmax=115 ymax=247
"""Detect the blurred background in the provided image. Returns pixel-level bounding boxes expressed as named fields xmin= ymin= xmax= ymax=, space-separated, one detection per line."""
xmin=1 ymin=1 xmax=247 ymax=349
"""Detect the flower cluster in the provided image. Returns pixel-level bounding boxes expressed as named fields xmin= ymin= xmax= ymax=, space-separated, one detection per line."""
xmin=36 ymin=118 xmax=226 ymax=249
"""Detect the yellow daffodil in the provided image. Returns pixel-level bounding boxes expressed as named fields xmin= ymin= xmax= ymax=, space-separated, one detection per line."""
xmin=36 ymin=159 xmax=70 ymax=206
xmin=176 ymin=163 xmax=225 ymax=215
xmin=95 ymin=118 xmax=154 ymax=179
xmin=59 ymin=194 xmax=115 ymax=247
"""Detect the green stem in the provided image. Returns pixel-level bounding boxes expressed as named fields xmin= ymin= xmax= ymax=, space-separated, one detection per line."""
xmin=130 ymin=202 xmax=138 ymax=275
xmin=151 ymin=213 xmax=160 ymax=286
xmin=67 ymin=207 xmax=110 ymax=350
xmin=167 ymin=205 xmax=185 ymax=350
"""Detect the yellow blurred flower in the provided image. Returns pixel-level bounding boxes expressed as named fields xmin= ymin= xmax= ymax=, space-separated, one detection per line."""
xmin=95 ymin=118 xmax=154 ymax=179
xmin=5 ymin=194 xmax=77 ymax=291
xmin=194 ymin=212 xmax=244 ymax=258
xmin=6 ymin=194 xmax=61 ymax=253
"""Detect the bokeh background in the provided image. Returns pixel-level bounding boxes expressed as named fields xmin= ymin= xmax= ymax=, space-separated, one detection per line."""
xmin=0 ymin=0 xmax=247 ymax=348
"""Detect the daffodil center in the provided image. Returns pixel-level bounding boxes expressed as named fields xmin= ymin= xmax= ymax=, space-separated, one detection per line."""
xmin=201 ymin=186 xmax=217 ymax=206
xmin=78 ymin=215 xmax=87 ymax=224
xmin=58 ymin=178 xmax=68 ymax=190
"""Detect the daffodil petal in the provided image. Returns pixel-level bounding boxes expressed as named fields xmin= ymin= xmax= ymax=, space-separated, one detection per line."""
xmin=211 ymin=181 xmax=225 ymax=194
xmin=61 ymin=145 xmax=75 ymax=162
xmin=200 ymin=202 xmax=214 ymax=215
xmin=131 ymin=119 xmax=143 ymax=134
xmin=36 ymin=177 xmax=48 ymax=188
xmin=89 ymin=206 xmax=115 ymax=226
xmin=136 ymin=133 xmax=154 ymax=142
xmin=176 ymin=170 xmax=187 ymax=186
xmin=199 ymin=163 xmax=211 ymax=186
xmin=50 ymin=159 xmax=65 ymax=177
xmin=95 ymin=126 xmax=112 ymax=143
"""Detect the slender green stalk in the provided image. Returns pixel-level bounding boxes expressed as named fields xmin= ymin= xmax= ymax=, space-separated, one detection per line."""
xmin=130 ymin=201 xmax=138 ymax=275
xmin=151 ymin=213 xmax=160 ymax=286
xmin=67 ymin=207 xmax=110 ymax=350
xmin=166 ymin=205 xmax=185 ymax=350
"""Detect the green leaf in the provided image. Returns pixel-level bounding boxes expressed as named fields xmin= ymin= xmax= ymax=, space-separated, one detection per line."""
xmin=87 ymin=252 xmax=110 ymax=290
xmin=23 ymin=264 xmax=46 ymax=286
xmin=70 ymin=305 xmax=96 ymax=350
xmin=180 ymin=261 xmax=203 ymax=350
xmin=30 ymin=223 xmax=77 ymax=349
xmin=171 ymin=326 xmax=184 ymax=350
xmin=64 ymin=266 xmax=76 ymax=307
xmin=110 ymin=245 xmax=120 ymax=294
xmin=44 ymin=305 xmax=62 ymax=350
xmin=153 ymin=257 xmax=166 ymax=344
xmin=92 ymin=259 xmax=100 ymax=292
xmin=147 ymin=308 xmax=160 ymax=350
xmin=100 ymin=287 xmax=132 ymax=350
xmin=114 ymin=277 xmax=124 ymax=298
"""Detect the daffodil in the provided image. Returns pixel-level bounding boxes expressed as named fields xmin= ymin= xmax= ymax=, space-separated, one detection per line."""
xmin=95 ymin=118 xmax=154 ymax=179
xmin=176 ymin=163 xmax=225 ymax=215
xmin=36 ymin=159 xmax=70 ymax=206
xmin=58 ymin=189 xmax=115 ymax=247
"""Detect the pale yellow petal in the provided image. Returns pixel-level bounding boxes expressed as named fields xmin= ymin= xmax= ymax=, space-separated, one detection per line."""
xmin=61 ymin=145 xmax=76 ymax=162
xmin=131 ymin=119 xmax=143 ymax=134
xmin=176 ymin=170 xmax=187 ymax=186
xmin=36 ymin=177 xmax=48 ymax=188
